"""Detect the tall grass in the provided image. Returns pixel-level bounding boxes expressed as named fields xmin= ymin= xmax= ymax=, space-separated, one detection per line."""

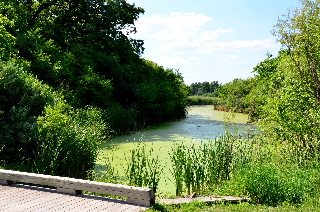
xmin=170 ymin=135 xmax=254 ymax=196
xmin=126 ymin=142 xmax=162 ymax=193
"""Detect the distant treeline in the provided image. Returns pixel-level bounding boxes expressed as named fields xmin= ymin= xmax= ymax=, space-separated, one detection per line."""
xmin=188 ymin=81 xmax=221 ymax=97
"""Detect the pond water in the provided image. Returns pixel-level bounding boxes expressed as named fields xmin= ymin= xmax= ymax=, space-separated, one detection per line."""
xmin=95 ymin=105 xmax=256 ymax=196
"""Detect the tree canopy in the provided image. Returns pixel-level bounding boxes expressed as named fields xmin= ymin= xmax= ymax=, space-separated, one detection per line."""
xmin=0 ymin=0 xmax=188 ymax=176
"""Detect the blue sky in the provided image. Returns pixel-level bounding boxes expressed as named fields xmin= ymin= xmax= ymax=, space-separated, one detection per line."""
xmin=126 ymin=0 xmax=302 ymax=85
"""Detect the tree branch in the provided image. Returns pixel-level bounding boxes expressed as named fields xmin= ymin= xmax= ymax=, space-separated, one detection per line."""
xmin=29 ymin=0 xmax=59 ymax=27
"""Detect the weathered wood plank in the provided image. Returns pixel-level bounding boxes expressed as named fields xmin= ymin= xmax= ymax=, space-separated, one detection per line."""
xmin=0 ymin=169 xmax=155 ymax=206
xmin=0 ymin=184 xmax=148 ymax=212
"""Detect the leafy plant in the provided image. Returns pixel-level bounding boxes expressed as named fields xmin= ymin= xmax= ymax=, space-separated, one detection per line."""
xmin=35 ymin=104 xmax=109 ymax=179
xmin=229 ymin=163 xmax=314 ymax=205
xmin=0 ymin=60 xmax=58 ymax=166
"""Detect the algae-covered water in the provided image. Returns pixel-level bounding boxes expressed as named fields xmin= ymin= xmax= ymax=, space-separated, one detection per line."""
xmin=95 ymin=105 xmax=255 ymax=196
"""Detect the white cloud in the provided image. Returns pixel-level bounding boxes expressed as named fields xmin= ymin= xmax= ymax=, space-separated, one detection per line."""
xmin=133 ymin=12 xmax=277 ymax=54
xmin=199 ymin=29 xmax=232 ymax=42
xmin=217 ymin=54 xmax=240 ymax=61
xmin=133 ymin=12 xmax=233 ymax=53
xmin=135 ymin=12 xmax=211 ymax=37
xmin=204 ymin=39 xmax=279 ymax=52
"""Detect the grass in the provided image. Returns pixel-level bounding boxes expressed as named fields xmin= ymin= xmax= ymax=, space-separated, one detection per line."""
xmin=147 ymin=201 xmax=320 ymax=212
xmin=170 ymin=136 xmax=244 ymax=196
xmin=126 ymin=141 xmax=162 ymax=193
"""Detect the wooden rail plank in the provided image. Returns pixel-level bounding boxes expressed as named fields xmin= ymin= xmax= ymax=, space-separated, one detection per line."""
xmin=0 ymin=169 xmax=155 ymax=207
xmin=0 ymin=184 xmax=148 ymax=212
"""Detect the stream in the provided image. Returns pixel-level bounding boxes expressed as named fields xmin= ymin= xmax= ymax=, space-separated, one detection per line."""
xmin=95 ymin=105 xmax=256 ymax=196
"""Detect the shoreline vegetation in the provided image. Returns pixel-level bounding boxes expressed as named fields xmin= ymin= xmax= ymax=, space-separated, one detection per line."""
xmin=187 ymin=96 xmax=249 ymax=116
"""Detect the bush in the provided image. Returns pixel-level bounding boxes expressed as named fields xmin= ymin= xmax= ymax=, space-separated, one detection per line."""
xmin=231 ymin=163 xmax=313 ymax=205
xmin=35 ymin=104 xmax=109 ymax=179
xmin=218 ymin=78 xmax=257 ymax=113
xmin=0 ymin=60 xmax=58 ymax=165
xmin=104 ymin=103 xmax=144 ymax=135
xmin=0 ymin=60 xmax=110 ymax=179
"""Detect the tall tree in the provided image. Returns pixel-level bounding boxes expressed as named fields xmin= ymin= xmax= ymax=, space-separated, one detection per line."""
xmin=274 ymin=0 xmax=320 ymax=102
xmin=260 ymin=0 xmax=320 ymax=159
xmin=0 ymin=0 xmax=144 ymax=107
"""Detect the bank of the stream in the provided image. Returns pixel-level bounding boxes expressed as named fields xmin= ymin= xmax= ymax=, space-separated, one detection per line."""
xmin=95 ymin=105 xmax=256 ymax=196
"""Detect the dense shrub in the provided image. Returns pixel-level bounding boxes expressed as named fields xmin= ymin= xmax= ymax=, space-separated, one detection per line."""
xmin=104 ymin=103 xmax=144 ymax=135
xmin=218 ymin=78 xmax=257 ymax=114
xmin=229 ymin=163 xmax=313 ymax=205
xmin=0 ymin=60 xmax=58 ymax=165
xmin=0 ymin=60 xmax=109 ymax=179
xmin=35 ymin=104 xmax=108 ymax=179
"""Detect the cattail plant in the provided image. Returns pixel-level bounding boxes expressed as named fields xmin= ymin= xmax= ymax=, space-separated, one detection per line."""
xmin=170 ymin=135 xmax=251 ymax=196
xmin=126 ymin=142 xmax=162 ymax=193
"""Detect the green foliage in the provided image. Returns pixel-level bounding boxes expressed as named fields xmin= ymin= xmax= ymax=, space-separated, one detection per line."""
xmin=147 ymin=202 xmax=320 ymax=212
xmin=36 ymin=104 xmax=108 ymax=179
xmin=148 ymin=201 xmax=209 ymax=212
xmin=189 ymin=81 xmax=221 ymax=97
xmin=187 ymin=96 xmax=220 ymax=106
xmin=229 ymin=163 xmax=314 ymax=205
xmin=218 ymin=78 xmax=257 ymax=114
xmin=71 ymin=67 xmax=114 ymax=108
xmin=257 ymin=0 xmax=320 ymax=159
xmin=170 ymin=136 xmax=253 ymax=196
xmin=0 ymin=0 xmax=189 ymax=181
xmin=0 ymin=0 xmax=188 ymax=137
xmin=214 ymin=53 xmax=282 ymax=122
xmin=104 ymin=103 xmax=143 ymax=135
xmin=0 ymin=13 xmax=16 ymax=60
xmin=274 ymin=0 xmax=320 ymax=102
xmin=0 ymin=60 xmax=58 ymax=165
xmin=135 ymin=60 xmax=188 ymax=124
xmin=0 ymin=60 xmax=110 ymax=179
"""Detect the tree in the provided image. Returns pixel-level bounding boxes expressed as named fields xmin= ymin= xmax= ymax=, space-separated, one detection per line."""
xmin=0 ymin=0 xmax=144 ymax=107
xmin=260 ymin=0 xmax=320 ymax=159
xmin=0 ymin=14 xmax=15 ymax=60
xmin=189 ymin=81 xmax=221 ymax=96
xmin=218 ymin=78 xmax=256 ymax=113
xmin=0 ymin=0 xmax=189 ymax=139
xmin=274 ymin=0 xmax=320 ymax=102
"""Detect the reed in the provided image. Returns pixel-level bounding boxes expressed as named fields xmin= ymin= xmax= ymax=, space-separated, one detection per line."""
xmin=170 ymin=135 xmax=254 ymax=196
xmin=126 ymin=142 xmax=162 ymax=193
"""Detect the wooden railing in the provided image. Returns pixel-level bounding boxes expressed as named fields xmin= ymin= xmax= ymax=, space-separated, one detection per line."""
xmin=0 ymin=169 xmax=155 ymax=207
